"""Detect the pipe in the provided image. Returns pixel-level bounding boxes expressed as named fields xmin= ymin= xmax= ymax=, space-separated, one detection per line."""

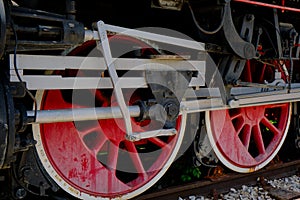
xmin=233 ymin=0 xmax=300 ymax=13
xmin=27 ymin=106 xmax=141 ymax=124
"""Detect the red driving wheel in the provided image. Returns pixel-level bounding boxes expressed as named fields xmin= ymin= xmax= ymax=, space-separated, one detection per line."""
xmin=33 ymin=36 xmax=187 ymax=199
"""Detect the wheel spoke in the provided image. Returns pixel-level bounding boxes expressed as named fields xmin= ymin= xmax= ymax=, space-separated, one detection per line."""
xmin=230 ymin=109 xmax=243 ymax=120
xmin=93 ymin=133 xmax=108 ymax=153
xmin=93 ymin=89 xmax=110 ymax=106
xmin=235 ymin=120 xmax=245 ymax=135
xmin=148 ymin=138 xmax=170 ymax=150
xmin=107 ymin=142 xmax=119 ymax=172
xmin=252 ymin=125 xmax=266 ymax=155
xmin=240 ymin=124 xmax=251 ymax=150
xmin=124 ymin=141 xmax=146 ymax=175
xmin=261 ymin=116 xmax=281 ymax=135
xmin=77 ymin=125 xmax=99 ymax=139
xmin=147 ymin=146 xmax=172 ymax=172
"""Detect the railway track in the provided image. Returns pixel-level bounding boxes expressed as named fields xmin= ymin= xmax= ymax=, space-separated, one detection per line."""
xmin=133 ymin=160 xmax=300 ymax=200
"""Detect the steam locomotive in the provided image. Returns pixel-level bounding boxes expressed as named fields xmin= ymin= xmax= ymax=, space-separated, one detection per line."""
xmin=0 ymin=0 xmax=300 ymax=199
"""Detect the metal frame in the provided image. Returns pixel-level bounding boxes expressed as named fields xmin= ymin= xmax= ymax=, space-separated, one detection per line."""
xmin=11 ymin=21 xmax=207 ymax=141
xmin=10 ymin=21 xmax=300 ymax=141
xmin=10 ymin=55 xmax=205 ymax=89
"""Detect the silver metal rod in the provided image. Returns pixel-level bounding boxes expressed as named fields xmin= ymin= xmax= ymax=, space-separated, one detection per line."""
xmin=97 ymin=20 xmax=134 ymax=137
xmin=103 ymin=23 xmax=205 ymax=51
xmin=27 ymin=85 xmax=300 ymax=124
xmin=128 ymin=129 xmax=177 ymax=141
xmin=27 ymin=106 xmax=141 ymax=124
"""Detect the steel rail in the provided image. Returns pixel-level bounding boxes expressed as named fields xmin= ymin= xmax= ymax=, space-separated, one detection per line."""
xmin=133 ymin=160 xmax=300 ymax=200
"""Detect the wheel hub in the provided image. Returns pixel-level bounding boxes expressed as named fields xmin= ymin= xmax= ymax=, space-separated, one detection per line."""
xmin=244 ymin=106 xmax=265 ymax=122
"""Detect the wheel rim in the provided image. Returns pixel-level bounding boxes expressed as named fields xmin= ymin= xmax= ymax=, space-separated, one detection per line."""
xmin=32 ymin=38 xmax=186 ymax=199
xmin=206 ymin=60 xmax=291 ymax=172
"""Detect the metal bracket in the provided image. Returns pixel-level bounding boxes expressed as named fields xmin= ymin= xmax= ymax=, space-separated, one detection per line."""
xmin=146 ymin=70 xmax=192 ymax=128
xmin=97 ymin=21 xmax=134 ymax=139
xmin=219 ymin=55 xmax=247 ymax=84
xmin=128 ymin=129 xmax=177 ymax=141
xmin=222 ymin=3 xmax=255 ymax=59
xmin=96 ymin=21 xmax=204 ymax=141
xmin=220 ymin=13 xmax=255 ymax=83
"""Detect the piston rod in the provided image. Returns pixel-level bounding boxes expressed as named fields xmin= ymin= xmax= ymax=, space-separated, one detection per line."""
xmin=27 ymin=106 xmax=141 ymax=124
xmin=26 ymin=84 xmax=300 ymax=124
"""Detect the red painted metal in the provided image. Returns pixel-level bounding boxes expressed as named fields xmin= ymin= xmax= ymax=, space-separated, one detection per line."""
xmin=210 ymin=103 xmax=289 ymax=167
xmin=244 ymin=60 xmax=252 ymax=82
xmin=209 ymin=60 xmax=290 ymax=168
xmin=281 ymin=0 xmax=285 ymax=12
xmin=233 ymin=0 xmax=300 ymax=13
xmin=38 ymin=39 xmax=182 ymax=197
xmin=258 ymin=64 xmax=266 ymax=83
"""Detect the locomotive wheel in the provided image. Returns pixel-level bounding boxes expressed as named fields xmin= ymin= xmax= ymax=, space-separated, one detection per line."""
xmin=206 ymin=60 xmax=291 ymax=173
xmin=32 ymin=37 xmax=188 ymax=199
